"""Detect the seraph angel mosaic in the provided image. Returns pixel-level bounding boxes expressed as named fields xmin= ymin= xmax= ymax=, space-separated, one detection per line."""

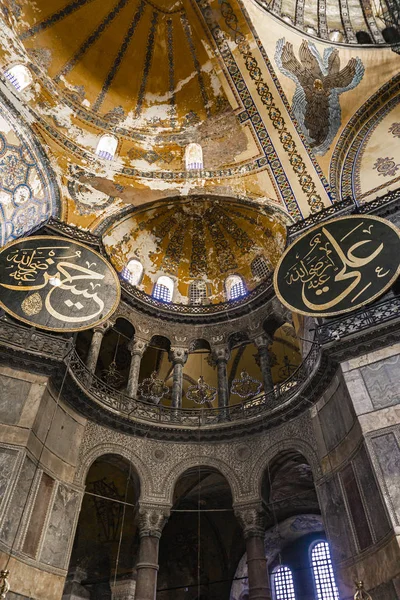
xmin=275 ymin=39 xmax=364 ymax=155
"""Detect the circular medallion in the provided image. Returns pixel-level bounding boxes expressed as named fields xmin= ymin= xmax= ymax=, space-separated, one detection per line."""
xmin=273 ymin=215 xmax=400 ymax=317
xmin=0 ymin=236 xmax=121 ymax=331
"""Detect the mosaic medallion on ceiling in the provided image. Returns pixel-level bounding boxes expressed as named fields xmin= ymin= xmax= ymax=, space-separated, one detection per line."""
xmin=103 ymin=197 xmax=287 ymax=303
xmin=275 ymin=40 xmax=364 ymax=155
xmin=13 ymin=0 xmax=229 ymax=132
xmin=0 ymin=96 xmax=59 ymax=248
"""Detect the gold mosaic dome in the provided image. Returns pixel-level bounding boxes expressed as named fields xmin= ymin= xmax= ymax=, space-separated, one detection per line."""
xmin=103 ymin=196 xmax=288 ymax=303
xmin=12 ymin=0 xmax=230 ymax=132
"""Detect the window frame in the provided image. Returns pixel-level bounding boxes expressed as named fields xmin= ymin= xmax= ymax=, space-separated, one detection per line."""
xmin=121 ymin=259 xmax=143 ymax=286
xmin=271 ymin=564 xmax=297 ymax=600
xmin=225 ymin=274 xmax=247 ymax=301
xmin=153 ymin=275 xmax=174 ymax=303
xmin=95 ymin=134 xmax=118 ymax=160
xmin=310 ymin=540 xmax=339 ymax=600
xmin=4 ymin=64 xmax=33 ymax=92
xmin=251 ymin=255 xmax=271 ymax=281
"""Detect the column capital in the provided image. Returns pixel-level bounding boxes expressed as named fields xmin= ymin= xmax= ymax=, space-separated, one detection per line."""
xmin=254 ymin=333 xmax=273 ymax=350
xmin=93 ymin=320 xmax=113 ymax=334
xmin=168 ymin=347 xmax=188 ymax=365
xmin=234 ymin=502 xmax=267 ymax=539
xmin=211 ymin=345 xmax=230 ymax=364
xmin=128 ymin=337 xmax=148 ymax=357
xmin=138 ymin=503 xmax=170 ymax=538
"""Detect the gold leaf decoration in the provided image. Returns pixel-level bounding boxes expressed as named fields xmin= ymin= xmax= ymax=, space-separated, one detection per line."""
xmin=21 ymin=293 xmax=43 ymax=316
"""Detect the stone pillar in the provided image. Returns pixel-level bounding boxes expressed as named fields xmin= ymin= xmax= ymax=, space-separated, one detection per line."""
xmin=135 ymin=504 xmax=169 ymax=600
xmin=212 ymin=346 xmax=230 ymax=418
xmin=168 ymin=348 xmax=188 ymax=409
xmin=85 ymin=323 xmax=108 ymax=374
xmin=255 ymin=334 xmax=274 ymax=395
xmin=126 ymin=338 xmax=147 ymax=397
xmin=235 ymin=503 xmax=271 ymax=600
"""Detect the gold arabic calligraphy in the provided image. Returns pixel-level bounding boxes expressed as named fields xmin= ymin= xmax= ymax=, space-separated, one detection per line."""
xmin=284 ymin=222 xmax=390 ymax=311
xmin=1 ymin=245 xmax=106 ymax=323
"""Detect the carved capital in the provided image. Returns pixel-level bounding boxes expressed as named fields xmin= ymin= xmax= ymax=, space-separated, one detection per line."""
xmin=138 ymin=504 xmax=170 ymax=538
xmin=169 ymin=347 xmax=188 ymax=365
xmin=254 ymin=333 xmax=273 ymax=350
xmin=93 ymin=320 xmax=113 ymax=335
xmin=234 ymin=502 xmax=267 ymax=539
xmin=128 ymin=337 xmax=147 ymax=357
xmin=211 ymin=346 xmax=230 ymax=364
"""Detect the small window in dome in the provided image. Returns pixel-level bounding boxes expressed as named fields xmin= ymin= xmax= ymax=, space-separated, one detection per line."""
xmin=185 ymin=143 xmax=203 ymax=170
xmin=189 ymin=280 xmax=208 ymax=305
xmin=225 ymin=274 xmax=247 ymax=300
xmin=272 ymin=565 xmax=296 ymax=600
xmin=121 ymin=259 xmax=143 ymax=286
xmin=153 ymin=275 xmax=174 ymax=303
xmin=251 ymin=256 xmax=270 ymax=281
xmin=96 ymin=134 xmax=118 ymax=160
xmin=4 ymin=65 xmax=32 ymax=91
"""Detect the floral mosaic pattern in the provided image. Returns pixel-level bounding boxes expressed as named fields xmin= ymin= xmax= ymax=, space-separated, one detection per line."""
xmin=373 ymin=157 xmax=399 ymax=178
xmin=388 ymin=122 xmax=400 ymax=138
xmin=0 ymin=102 xmax=57 ymax=248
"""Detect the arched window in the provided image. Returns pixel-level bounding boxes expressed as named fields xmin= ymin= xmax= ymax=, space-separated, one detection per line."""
xmin=121 ymin=259 xmax=143 ymax=286
xmin=272 ymin=566 xmax=296 ymax=600
xmin=189 ymin=280 xmax=208 ymax=305
xmin=251 ymin=256 xmax=270 ymax=280
xmin=185 ymin=143 xmax=203 ymax=170
xmin=4 ymin=65 xmax=32 ymax=91
xmin=311 ymin=542 xmax=339 ymax=600
xmin=225 ymin=274 xmax=247 ymax=300
xmin=95 ymin=134 xmax=118 ymax=160
xmin=153 ymin=275 xmax=174 ymax=303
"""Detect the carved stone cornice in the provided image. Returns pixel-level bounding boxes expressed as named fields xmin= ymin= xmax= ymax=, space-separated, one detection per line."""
xmin=137 ymin=504 xmax=170 ymax=539
xmin=234 ymin=502 xmax=267 ymax=539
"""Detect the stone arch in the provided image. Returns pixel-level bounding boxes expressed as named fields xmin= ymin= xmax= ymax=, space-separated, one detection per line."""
xmin=161 ymin=455 xmax=243 ymax=505
xmin=250 ymin=438 xmax=322 ymax=501
xmin=74 ymin=443 xmax=153 ymax=499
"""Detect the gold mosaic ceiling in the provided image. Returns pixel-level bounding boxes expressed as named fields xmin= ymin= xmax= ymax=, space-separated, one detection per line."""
xmin=103 ymin=197 xmax=287 ymax=303
xmin=13 ymin=0 xmax=229 ymax=131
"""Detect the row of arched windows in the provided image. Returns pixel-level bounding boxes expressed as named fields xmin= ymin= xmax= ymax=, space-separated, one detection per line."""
xmin=121 ymin=255 xmax=271 ymax=303
xmin=3 ymin=64 xmax=204 ymax=168
xmin=271 ymin=542 xmax=338 ymax=600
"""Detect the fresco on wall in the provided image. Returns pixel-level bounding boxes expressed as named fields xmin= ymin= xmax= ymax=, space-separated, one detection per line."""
xmin=275 ymin=39 xmax=364 ymax=155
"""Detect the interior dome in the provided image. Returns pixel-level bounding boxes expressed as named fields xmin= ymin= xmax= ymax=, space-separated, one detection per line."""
xmin=103 ymin=196 xmax=288 ymax=304
xmin=12 ymin=0 xmax=230 ymax=132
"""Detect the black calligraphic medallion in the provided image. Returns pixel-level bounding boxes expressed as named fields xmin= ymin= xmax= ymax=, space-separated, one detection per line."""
xmin=0 ymin=236 xmax=121 ymax=331
xmin=274 ymin=215 xmax=400 ymax=317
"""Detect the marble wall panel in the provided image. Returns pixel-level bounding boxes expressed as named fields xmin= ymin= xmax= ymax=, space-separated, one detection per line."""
xmin=361 ymin=355 xmax=400 ymax=409
xmin=0 ymin=447 xmax=18 ymax=510
xmin=319 ymin=380 xmax=355 ymax=452
xmin=0 ymin=376 xmax=31 ymax=424
xmin=370 ymin=580 xmax=398 ymax=600
xmin=317 ymin=474 xmax=354 ymax=563
xmin=23 ymin=471 xmax=54 ymax=558
xmin=370 ymin=432 xmax=400 ymax=525
xmin=341 ymin=462 xmax=372 ymax=551
xmin=40 ymin=483 xmax=80 ymax=569
xmin=353 ymin=444 xmax=391 ymax=542
xmin=0 ymin=456 xmax=35 ymax=546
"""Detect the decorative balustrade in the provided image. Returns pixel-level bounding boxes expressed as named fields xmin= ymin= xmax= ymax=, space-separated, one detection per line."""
xmin=67 ymin=342 xmax=321 ymax=428
xmin=0 ymin=318 xmax=71 ymax=359
xmin=317 ymin=295 xmax=400 ymax=346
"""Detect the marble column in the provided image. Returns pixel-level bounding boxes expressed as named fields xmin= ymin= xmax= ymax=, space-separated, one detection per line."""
xmin=168 ymin=348 xmax=188 ymax=409
xmin=85 ymin=323 xmax=108 ymax=374
xmin=255 ymin=334 xmax=274 ymax=396
xmin=126 ymin=338 xmax=147 ymax=397
xmin=135 ymin=504 xmax=169 ymax=600
xmin=235 ymin=503 xmax=271 ymax=600
xmin=212 ymin=346 xmax=230 ymax=418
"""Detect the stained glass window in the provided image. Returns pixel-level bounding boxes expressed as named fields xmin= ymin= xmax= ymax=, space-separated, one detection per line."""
xmin=153 ymin=276 xmax=174 ymax=302
xmin=226 ymin=275 xmax=247 ymax=300
xmin=121 ymin=259 xmax=143 ymax=286
xmin=5 ymin=65 xmax=32 ymax=91
xmin=96 ymin=134 xmax=118 ymax=160
xmin=272 ymin=566 xmax=296 ymax=600
xmin=311 ymin=542 xmax=339 ymax=600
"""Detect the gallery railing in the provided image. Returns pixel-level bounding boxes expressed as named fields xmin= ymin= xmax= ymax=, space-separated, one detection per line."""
xmin=317 ymin=295 xmax=400 ymax=345
xmin=0 ymin=318 xmax=72 ymax=360
xmin=67 ymin=342 xmax=321 ymax=427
